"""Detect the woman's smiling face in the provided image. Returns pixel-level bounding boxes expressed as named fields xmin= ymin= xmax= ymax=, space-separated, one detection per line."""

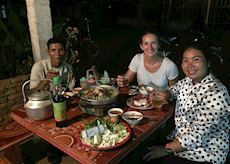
xmin=182 ymin=48 xmax=209 ymax=84
xmin=140 ymin=33 xmax=159 ymax=57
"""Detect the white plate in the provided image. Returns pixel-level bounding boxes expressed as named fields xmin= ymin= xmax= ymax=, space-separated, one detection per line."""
xmin=126 ymin=96 xmax=153 ymax=110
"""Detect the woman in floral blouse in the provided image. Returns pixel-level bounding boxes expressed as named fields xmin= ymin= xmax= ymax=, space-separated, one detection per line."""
xmin=144 ymin=42 xmax=230 ymax=164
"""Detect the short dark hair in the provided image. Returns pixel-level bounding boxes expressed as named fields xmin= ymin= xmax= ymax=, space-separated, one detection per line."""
xmin=47 ymin=36 xmax=66 ymax=49
xmin=189 ymin=41 xmax=222 ymax=66
xmin=190 ymin=41 xmax=212 ymax=61
xmin=186 ymin=41 xmax=223 ymax=79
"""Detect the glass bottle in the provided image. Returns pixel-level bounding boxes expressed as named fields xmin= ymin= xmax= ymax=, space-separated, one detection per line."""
xmin=52 ymin=76 xmax=68 ymax=127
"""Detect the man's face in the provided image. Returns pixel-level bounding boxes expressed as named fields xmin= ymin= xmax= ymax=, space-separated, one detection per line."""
xmin=48 ymin=43 xmax=65 ymax=67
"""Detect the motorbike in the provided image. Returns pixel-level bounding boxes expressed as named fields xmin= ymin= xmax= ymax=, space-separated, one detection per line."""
xmin=160 ymin=32 xmax=223 ymax=63
xmin=61 ymin=18 xmax=100 ymax=86
xmin=158 ymin=25 xmax=228 ymax=90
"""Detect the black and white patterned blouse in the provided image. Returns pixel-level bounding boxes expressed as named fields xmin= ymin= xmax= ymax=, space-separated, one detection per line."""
xmin=169 ymin=73 xmax=230 ymax=164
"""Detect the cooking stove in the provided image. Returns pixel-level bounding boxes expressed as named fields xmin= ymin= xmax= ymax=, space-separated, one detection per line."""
xmin=79 ymin=100 xmax=117 ymax=116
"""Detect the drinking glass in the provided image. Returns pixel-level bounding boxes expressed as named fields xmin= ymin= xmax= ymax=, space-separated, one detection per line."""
xmin=109 ymin=78 xmax=117 ymax=86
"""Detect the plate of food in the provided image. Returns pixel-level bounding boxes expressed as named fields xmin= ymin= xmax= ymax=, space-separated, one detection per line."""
xmin=77 ymin=118 xmax=131 ymax=150
xmin=65 ymin=87 xmax=82 ymax=98
xmin=126 ymin=95 xmax=153 ymax=110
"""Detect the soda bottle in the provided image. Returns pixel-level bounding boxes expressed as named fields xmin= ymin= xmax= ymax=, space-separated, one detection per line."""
xmin=52 ymin=76 xmax=68 ymax=127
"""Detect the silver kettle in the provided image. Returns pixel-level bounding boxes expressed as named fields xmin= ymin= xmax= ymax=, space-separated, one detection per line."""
xmin=22 ymin=79 xmax=54 ymax=120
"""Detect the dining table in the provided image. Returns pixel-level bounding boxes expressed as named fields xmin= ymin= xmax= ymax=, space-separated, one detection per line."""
xmin=11 ymin=87 xmax=175 ymax=164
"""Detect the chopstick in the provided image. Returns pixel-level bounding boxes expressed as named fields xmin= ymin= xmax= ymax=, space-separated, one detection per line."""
xmin=122 ymin=114 xmax=155 ymax=119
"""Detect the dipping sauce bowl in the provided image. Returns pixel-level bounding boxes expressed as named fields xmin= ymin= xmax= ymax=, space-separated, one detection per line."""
xmin=108 ymin=108 xmax=123 ymax=123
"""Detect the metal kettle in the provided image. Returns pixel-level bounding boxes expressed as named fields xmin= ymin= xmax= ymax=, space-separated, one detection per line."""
xmin=22 ymin=79 xmax=54 ymax=120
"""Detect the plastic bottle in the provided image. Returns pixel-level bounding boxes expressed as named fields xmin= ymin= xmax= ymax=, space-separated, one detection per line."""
xmin=80 ymin=76 xmax=87 ymax=88
xmin=103 ymin=70 xmax=110 ymax=84
xmin=52 ymin=76 xmax=68 ymax=127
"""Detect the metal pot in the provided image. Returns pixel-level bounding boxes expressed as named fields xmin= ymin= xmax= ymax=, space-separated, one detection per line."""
xmin=78 ymin=85 xmax=118 ymax=106
xmin=22 ymin=80 xmax=53 ymax=120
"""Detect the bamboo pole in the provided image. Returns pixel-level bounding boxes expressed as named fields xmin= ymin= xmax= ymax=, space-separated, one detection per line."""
xmin=205 ymin=0 xmax=212 ymax=27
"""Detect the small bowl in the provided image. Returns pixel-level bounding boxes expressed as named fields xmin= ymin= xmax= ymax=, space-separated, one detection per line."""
xmin=122 ymin=111 xmax=143 ymax=126
xmin=139 ymin=86 xmax=148 ymax=95
xmin=146 ymin=86 xmax=154 ymax=92
xmin=139 ymin=86 xmax=154 ymax=95
xmin=108 ymin=108 xmax=123 ymax=123
xmin=129 ymin=85 xmax=138 ymax=95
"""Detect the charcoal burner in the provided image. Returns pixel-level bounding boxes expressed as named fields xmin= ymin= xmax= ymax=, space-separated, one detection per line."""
xmin=79 ymin=100 xmax=117 ymax=116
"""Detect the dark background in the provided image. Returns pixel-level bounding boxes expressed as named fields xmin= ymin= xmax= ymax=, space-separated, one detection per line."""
xmin=0 ymin=0 xmax=229 ymax=89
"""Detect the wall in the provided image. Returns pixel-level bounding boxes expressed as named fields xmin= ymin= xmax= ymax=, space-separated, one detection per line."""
xmin=0 ymin=74 xmax=29 ymax=124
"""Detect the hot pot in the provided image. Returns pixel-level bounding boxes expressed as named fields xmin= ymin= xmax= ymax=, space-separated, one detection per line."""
xmin=78 ymin=85 xmax=118 ymax=116
xmin=78 ymin=85 xmax=118 ymax=105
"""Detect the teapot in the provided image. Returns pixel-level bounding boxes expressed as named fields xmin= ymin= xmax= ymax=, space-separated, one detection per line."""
xmin=22 ymin=79 xmax=54 ymax=120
